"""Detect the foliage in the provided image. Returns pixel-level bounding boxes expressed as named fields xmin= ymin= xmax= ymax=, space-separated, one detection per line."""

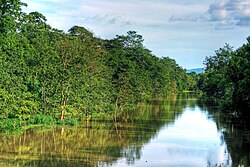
xmin=0 ymin=0 xmax=194 ymax=133
xmin=201 ymin=39 xmax=250 ymax=116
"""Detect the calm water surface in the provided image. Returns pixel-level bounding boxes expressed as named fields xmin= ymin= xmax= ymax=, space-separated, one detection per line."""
xmin=0 ymin=94 xmax=249 ymax=167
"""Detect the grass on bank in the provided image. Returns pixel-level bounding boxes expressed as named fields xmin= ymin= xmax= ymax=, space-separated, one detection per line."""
xmin=0 ymin=110 xmax=120 ymax=135
xmin=0 ymin=114 xmax=80 ymax=135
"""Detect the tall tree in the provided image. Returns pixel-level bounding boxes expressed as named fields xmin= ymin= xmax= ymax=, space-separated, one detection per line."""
xmin=0 ymin=0 xmax=26 ymax=33
xmin=201 ymin=39 xmax=250 ymax=114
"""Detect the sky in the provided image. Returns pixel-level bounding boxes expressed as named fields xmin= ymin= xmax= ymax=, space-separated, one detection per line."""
xmin=22 ymin=0 xmax=250 ymax=69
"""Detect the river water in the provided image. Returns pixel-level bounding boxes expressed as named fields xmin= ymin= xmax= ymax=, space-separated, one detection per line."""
xmin=0 ymin=94 xmax=249 ymax=167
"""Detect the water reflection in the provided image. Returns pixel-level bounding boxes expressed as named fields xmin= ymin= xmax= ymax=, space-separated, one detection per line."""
xmin=198 ymin=100 xmax=250 ymax=167
xmin=114 ymin=106 xmax=232 ymax=167
xmin=0 ymin=94 xmax=249 ymax=166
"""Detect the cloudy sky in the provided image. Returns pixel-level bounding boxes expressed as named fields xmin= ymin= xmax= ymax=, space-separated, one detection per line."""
xmin=22 ymin=0 xmax=250 ymax=69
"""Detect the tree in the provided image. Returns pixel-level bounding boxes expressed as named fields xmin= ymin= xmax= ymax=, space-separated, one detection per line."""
xmin=0 ymin=0 xmax=27 ymax=33
xmin=203 ymin=44 xmax=234 ymax=100
xmin=68 ymin=25 xmax=93 ymax=38
xmin=201 ymin=38 xmax=250 ymax=114
xmin=0 ymin=0 xmax=193 ymax=132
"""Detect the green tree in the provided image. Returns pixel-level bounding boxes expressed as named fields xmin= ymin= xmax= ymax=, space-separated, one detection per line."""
xmin=0 ymin=0 xmax=194 ymax=132
xmin=201 ymin=39 xmax=250 ymax=114
xmin=0 ymin=0 xmax=27 ymax=33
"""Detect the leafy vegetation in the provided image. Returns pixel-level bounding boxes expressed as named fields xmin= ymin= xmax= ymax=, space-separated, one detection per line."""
xmin=0 ymin=0 xmax=194 ymax=133
xmin=200 ymin=38 xmax=250 ymax=119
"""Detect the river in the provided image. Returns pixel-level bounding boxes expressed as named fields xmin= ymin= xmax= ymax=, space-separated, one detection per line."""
xmin=0 ymin=93 xmax=249 ymax=167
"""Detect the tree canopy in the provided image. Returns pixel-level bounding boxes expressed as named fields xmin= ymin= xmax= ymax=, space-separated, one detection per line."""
xmin=0 ymin=0 xmax=194 ymax=133
xmin=200 ymin=38 xmax=250 ymax=117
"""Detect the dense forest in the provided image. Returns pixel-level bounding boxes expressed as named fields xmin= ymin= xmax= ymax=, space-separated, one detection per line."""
xmin=0 ymin=1 xmax=198 ymax=133
xmin=199 ymin=38 xmax=250 ymax=122
xmin=1 ymin=1 xmax=249 ymax=134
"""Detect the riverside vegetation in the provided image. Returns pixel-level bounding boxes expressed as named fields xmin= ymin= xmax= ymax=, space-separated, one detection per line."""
xmin=0 ymin=1 xmax=198 ymax=133
xmin=199 ymin=39 xmax=250 ymax=126
xmin=0 ymin=0 xmax=249 ymax=134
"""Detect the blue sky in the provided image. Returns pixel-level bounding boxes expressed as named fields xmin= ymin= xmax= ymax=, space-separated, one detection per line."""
xmin=22 ymin=0 xmax=250 ymax=69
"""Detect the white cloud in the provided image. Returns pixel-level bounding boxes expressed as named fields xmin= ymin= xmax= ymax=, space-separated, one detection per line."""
xmin=208 ymin=0 xmax=250 ymax=27
xmin=85 ymin=14 xmax=134 ymax=26
xmin=163 ymin=0 xmax=250 ymax=29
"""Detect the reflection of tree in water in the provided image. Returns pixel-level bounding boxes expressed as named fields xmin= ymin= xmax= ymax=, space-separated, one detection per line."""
xmin=197 ymin=98 xmax=250 ymax=167
xmin=0 ymin=95 xmax=195 ymax=167
xmin=219 ymin=117 xmax=250 ymax=167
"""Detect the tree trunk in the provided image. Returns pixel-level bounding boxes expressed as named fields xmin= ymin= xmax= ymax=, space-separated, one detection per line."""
xmin=60 ymin=97 xmax=66 ymax=121
xmin=60 ymin=79 xmax=70 ymax=121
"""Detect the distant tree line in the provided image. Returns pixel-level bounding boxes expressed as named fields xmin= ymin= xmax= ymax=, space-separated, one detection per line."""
xmin=0 ymin=0 xmax=197 ymax=132
xmin=199 ymin=38 xmax=250 ymax=117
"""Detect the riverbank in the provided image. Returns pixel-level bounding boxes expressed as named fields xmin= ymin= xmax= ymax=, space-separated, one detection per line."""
xmin=0 ymin=110 xmax=127 ymax=134
xmin=1 ymin=93 xmax=249 ymax=167
xmin=0 ymin=114 xmax=93 ymax=134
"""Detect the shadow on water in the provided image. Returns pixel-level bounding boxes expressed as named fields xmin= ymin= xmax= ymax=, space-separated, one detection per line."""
xmin=0 ymin=93 xmax=249 ymax=166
